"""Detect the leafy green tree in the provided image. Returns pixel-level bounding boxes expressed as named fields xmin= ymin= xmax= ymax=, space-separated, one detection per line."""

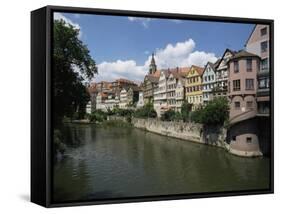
xmin=181 ymin=100 xmax=192 ymax=122
xmin=53 ymin=19 xmax=98 ymax=124
xmin=190 ymin=97 xmax=229 ymax=125
xmin=201 ymin=97 xmax=229 ymax=125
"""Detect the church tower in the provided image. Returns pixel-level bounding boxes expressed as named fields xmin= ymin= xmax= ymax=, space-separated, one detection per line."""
xmin=149 ymin=53 xmax=157 ymax=74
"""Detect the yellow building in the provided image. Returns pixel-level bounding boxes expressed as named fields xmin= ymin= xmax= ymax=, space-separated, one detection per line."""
xmin=185 ymin=65 xmax=204 ymax=110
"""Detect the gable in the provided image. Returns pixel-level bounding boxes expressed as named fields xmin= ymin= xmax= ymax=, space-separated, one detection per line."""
xmin=217 ymin=49 xmax=234 ymax=69
xmin=187 ymin=67 xmax=199 ymax=77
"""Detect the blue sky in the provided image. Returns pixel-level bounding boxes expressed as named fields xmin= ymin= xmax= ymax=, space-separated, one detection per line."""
xmin=54 ymin=12 xmax=254 ymax=83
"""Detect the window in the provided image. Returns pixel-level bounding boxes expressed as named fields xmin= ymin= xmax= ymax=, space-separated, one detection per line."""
xmin=246 ymin=59 xmax=252 ymax=72
xmin=246 ymin=79 xmax=254 ymax=90
xmin=234 ymin=102 xmax=240 ymax=109
xmin=258 ymin=77 xmax=270 ymax=89
xmin=261 ymin=41 xmax=268 ymax=53
xmin=233 ymin=80 xmax=241 ymax=91
xmin=246 ymin=101 xmax=253 ymax=109
xmin=234 ymin=61 xmax=239 ymax=73
xmin=261 ymin=27 xmax=267 ymax=36
xmin=246 ymin=137 xmax=252 ymax=143
xmin=261 ymin=58 xmax=269 ymax=71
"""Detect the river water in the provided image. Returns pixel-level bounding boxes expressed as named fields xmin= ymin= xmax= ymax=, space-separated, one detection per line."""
xmin=53 ymin=123 xmax=270 ymax=203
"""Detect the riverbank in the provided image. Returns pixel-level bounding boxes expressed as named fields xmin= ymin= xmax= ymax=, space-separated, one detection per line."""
xmin=107 ymin=116 xmax=262 ymax=158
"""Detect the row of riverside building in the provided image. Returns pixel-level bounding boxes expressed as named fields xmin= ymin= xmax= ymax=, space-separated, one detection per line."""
xmin=141 ymin=24 xmax=269 ymax=119
xmin=88 ymin=24 xmax=270 ymax=156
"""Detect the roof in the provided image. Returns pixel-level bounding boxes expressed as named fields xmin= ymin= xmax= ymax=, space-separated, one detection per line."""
xmin=152 ymin=70 xmax=161 ymax=78
xmin=145 ymin=74 xmax=159 ymax=83
xmin=215 ymin=48 xmax=236 ymax=69
xmin=190 ymin=65 xmax=204 ymax=76
xmin=244 ymin=24 xmax=257 ymax=47
xmin=229 ymin=50 xmax=260 ymax=61
xmin=115 ymin=78 xmax=136 ymax=84
xmin=202 ymin=61 xmax=218 ymax=74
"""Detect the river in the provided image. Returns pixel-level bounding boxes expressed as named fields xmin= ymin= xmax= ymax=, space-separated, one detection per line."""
xmin=53 ymin=123 xmax=270 ymax=203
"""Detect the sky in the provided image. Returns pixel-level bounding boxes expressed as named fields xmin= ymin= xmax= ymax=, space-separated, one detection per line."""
xmin=54 ymin=12 xmax=254 ymax=83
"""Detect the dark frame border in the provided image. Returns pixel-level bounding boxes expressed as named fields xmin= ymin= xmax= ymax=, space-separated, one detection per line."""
xmin=32 ymin=5 xmax=274 ymax=208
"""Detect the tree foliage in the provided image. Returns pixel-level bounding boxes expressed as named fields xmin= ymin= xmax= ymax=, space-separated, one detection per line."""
xmin=53 ymin=19 xmax=98 ymax=124
xmin=134 ymin=102 xmax=157 ymax=118
xmin=190 ymin=97 xmax=229 ymax=125
xmin=181 ymin=100 xmax=193 ymax=122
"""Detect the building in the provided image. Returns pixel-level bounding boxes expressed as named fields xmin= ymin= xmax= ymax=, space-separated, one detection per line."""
xmin=136 ymin=91 xmax=144 ymax=108
xmin=88 ymin=83 xmax=99 ymax=110
xmin=227 ymin=50 xmax=262 ymax=156
xmin=245 ymin=24 xmax=270 ymax=116
xmin=119 ymin=86 xmax=139 ymax=109
xmin=167 ymin=68 xmax=189 ymax=111
xmin=111 ymin=78 xmax=138 ymax=97
xmin=143 ymin=54 xmax=160 ymax=103
xmin=202 ymin=61 xmax=217 ymax=104
xmin=175 ymin=77 xmax=186 ymax=112
xmin=148 ymin=53 xmax=157 ymax=74
xmin=96 ymin=92 xmax=108 ymax=111
xmin=185 ymin=65 xmax=204 ymax=110
xmin=153 ymin=69 xmax=170 ymax=116
xmin=86 ymin=101 xmax=92 ymax=114
xmin=213 ymin=49 xmax=235 ymax=98
xmin=96 ymin=81 xmax=112 ymax=93
xmin=104 ymin=93 xmax=119 ymax=110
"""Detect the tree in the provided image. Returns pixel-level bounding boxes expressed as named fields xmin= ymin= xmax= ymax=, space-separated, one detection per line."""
xmin=190 ymin=97 xmax=229 ymax=125
xmin=181 ymin=100 xmax=192 ymax=122
xmin=53 ymin=19 xmax=98 ymax=124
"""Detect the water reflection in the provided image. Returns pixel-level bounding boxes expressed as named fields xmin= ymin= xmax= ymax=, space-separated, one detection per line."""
xmin=53 ymin=123 xmax=270 ymax=202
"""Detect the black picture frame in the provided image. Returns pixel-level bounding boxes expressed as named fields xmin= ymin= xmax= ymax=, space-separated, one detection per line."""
xmin=31 ymin=5 xmax=274 ymax=208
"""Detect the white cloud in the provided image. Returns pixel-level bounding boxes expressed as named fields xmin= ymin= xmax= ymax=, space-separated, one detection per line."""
xmin=54 ymin=12 xmax=82 ymax=38
xmin=128 ymin=17 xmax=152 ymax=28
xmin=95 ymin=60 xmax=147 ymax=83
xmin=95 ymin=38 xmax=217 ymax=83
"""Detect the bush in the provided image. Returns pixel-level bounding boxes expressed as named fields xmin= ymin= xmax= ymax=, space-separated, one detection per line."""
xmin=161 ymin=109 xmax=176 ymax=121
xmin=134 ymin=102 xmax=157 ymax=118
xmin=88 ymin=110 xmax=107 ymax=122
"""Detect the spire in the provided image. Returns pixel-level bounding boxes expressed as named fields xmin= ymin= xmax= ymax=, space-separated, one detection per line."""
xmin=149 ymin=52 xmax=157 ymax=74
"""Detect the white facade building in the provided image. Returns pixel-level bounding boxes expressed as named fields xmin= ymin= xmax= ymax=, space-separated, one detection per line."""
xmin=202 ymin=62 xmax=216 ymax=104
xmin=136 ymin=91 xmax=144 ymax=108
xmin=213 ymin=49 xmax=235 ymax=98
xmin=167 ymin=72 xmax=178 ymax=110
xmin=153 ymin=70 xmax=169 ymax=117
xmin=175 ymin=78 xmax=185 ymax=111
